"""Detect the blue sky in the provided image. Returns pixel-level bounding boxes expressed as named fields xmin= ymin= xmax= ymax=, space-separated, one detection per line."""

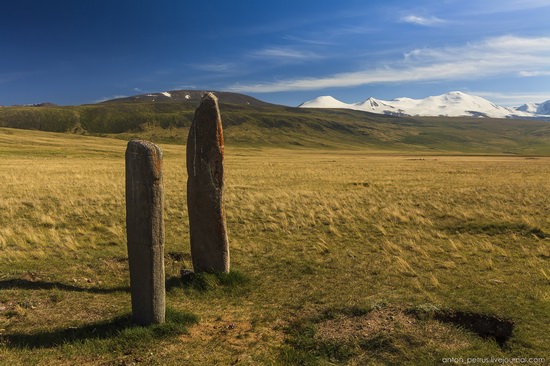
xmin=1 ymin=0 xmax=550 ymax=106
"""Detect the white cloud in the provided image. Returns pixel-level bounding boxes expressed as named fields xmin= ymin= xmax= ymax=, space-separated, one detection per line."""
xmin=401 ymin=15 xmax=446 ymax=26
xmin=230 ymin=36 xmax=550 ymax=93
xmin=282 ymin=35 xmax=335 ymax=45
xmin=251 ymin=47 xmax=323 ymax=61
xmin=472 ymin=91 xmax=550 ymax=106
xmin=472 ymin=0 xmax=550 ymax=12
xmin=94 ymin=95 xmax=128 ymax=103
xmin=519 ymin=70 xmax=550 ymax=77
xmin=175 ymin=84 xmax=198 ymax=90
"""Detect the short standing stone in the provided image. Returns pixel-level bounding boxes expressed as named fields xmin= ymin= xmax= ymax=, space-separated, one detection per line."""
xmin=125 ymin=140 xmax=165 ymax=325
xmin=187 ymin=93 xmax=230 ymax=273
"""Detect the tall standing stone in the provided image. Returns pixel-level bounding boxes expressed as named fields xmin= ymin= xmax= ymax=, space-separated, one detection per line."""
xmin=125 ymin=140 xmax=165 ymax=325
xmin=187 ymin=93 xmax=230 ymax=273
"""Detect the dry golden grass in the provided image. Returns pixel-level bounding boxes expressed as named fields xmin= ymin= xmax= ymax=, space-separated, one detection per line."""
xmin=0 ymin=128 xmax=549 ymax=365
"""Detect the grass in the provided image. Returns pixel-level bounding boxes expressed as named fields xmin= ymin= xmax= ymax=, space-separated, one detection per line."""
xmin=3 ymin=307 xmax=197 ymax=350
xmin=0 ymin=127 xmax=549 ymax=364
xmin=2 ymin=307 xmax=197 ymax=365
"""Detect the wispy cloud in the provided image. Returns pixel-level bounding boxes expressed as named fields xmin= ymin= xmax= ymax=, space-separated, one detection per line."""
xmin=94 ymin=95 xmax=128 ymax=103
xmin=172 ymin=84 xmax=198 ymax=90
xmin=0 ymin=71 xmax=31 ymax=84
xmin=251 ymin=47 xmax=324 ymax=61
xmin=281 ymin=35 xmax=335 ymax=45
xmin=280 ymin=24 xmax=377 ymax=47
xmin=192 ymin=63 xmax=237 ymax=73
xmin=518 ymin=70 xmax=550 ymax=77
xmin=334 ymin=25 xmax=379 ymax=35
xmin=230 ymin=36 xmax=550 ymax=93
xmin=401 ymin=15 xmax=446 ymax=26
xmin=455 ymin=0 xmax=550 ymax=17
xmin=472 ymin=90 xmax=550 ymax=106
xmin=474 ymin=0 xmax=550 ymax=12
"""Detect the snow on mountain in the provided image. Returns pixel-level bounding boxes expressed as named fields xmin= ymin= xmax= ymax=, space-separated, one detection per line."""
xmin=299 ymin=91 xmax=541 ymax=118
xmin=299 ymin=96 xmax=354 ymax=109
xmin=536 ymin=100 xmax=550 ymax=115
xmin=516 ymin=101 xmax=550 ymax=116
xmin=516 ymin=102 xmax=539 ymax=113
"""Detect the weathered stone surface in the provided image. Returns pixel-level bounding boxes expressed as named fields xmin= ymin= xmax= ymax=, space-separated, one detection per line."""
xmin=187 ymin=93 xmax=230 ymax=273
xmin=125 ymin=140 xmax=165 ymax=325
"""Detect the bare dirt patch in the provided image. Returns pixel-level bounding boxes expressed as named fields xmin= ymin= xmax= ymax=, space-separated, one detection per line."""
xmin=314 ymin=306 xmax=469 ymax=353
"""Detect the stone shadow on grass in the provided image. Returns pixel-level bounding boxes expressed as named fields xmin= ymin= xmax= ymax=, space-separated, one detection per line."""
xmin=0 ymin=279 xmax=129 ymax=294
xmin=1 ymin=307 xmax=197 ymax=349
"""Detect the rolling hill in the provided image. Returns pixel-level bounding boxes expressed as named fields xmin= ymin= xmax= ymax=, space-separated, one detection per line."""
xmin=1 ymin=90 xmax=550 ymax=155
xmin=102 ymin=90 xmax=275 ymax=107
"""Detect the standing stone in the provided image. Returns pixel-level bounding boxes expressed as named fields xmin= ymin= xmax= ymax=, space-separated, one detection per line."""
xmin=125 ymin=140 xmax=165 ymax=325
xmin=187 ymin=93 xmax=230 ymax=273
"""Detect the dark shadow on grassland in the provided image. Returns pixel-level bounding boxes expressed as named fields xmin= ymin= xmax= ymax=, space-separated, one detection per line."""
xmin=1 ymin=270 xmax=251 ymax=294
xmin=165 ymin=269 xmax=251 ymax=293
xmin=0 ymin=279 xmax=129 ymax=294
xmin=1 ymin=308 xmax=198 ymax=349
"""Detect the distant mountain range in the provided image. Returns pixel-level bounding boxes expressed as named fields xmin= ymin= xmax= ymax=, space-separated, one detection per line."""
xmin=102 ymin=90 xmax=275 ymax=107
xmin=516 ymin=100 xmax=550 ymax=115
xmin=3 ymin=89 xmax=550 ymax=154
xmin=299 ymin=91 xmax=550 ymax=119
xmin=5 ymin=90 xmax=549 ymax=121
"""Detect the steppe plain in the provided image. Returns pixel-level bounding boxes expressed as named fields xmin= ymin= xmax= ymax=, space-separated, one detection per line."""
xmin=0 ymin=96 xmax=549 ymax=365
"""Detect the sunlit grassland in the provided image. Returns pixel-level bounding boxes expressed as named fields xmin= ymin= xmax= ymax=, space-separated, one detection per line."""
xmin=0 ymin=127 xmax=549 ymax=365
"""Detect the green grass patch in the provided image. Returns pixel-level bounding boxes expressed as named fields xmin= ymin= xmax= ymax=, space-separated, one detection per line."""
xmin=2 ymin=306 xmax=197 ymax=351
xmin=167 ymin=270 xmax=251 ymax=294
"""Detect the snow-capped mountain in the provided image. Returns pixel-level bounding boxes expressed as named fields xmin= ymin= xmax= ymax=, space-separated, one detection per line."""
xmin=299 ymin=91 xmax=549 ymax=119
xmin=538 ymin=101 xmax=550 ymax=115
xmin=301 ymin=95 xmax=352 ymax=109
xmin=517 ymin=100 xmax=550 ymax=115
xmin=516 ymin=102 xmax=539 ymax=114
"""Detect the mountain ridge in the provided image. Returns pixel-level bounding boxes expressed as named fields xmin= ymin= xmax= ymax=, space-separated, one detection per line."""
xmin=299 ymin=91 xmax=550 ymax=119
xmin=2 ymin=89 xmax=550 ymax=154
xmin=516 ymin=100 xmax=550 ymax=115
xmin=101 ymin=90 xmax=276 ymax=107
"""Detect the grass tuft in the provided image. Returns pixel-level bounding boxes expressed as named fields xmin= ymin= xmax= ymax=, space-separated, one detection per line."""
xmin=178 ymin=270 xmax=251 ymax=293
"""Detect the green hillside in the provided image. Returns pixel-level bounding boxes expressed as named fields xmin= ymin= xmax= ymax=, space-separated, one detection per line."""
xmin=1 ymin=92 xmax=550 ymax=154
